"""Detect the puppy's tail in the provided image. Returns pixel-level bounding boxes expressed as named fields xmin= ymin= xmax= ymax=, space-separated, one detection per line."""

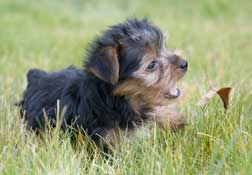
xmin=27 ymin=69 xmax=47 ymax=86
xmin=15 ymin=69 xmax=47 ymax=108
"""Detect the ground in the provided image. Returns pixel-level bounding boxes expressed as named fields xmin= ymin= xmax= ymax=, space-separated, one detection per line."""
xmin=0 ymin=0 xmax=252 ymax=174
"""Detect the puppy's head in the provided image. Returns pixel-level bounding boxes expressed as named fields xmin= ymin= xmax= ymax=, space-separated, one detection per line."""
xmin=85 ymin=18 xmax=188 ymax=107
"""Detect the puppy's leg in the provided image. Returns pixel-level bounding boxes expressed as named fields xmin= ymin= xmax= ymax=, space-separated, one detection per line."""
xmin=152 ymin=104 xmax=185 ymax=131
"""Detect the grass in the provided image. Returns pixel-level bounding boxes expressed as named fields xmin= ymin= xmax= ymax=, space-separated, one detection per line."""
xmin=0 ymin=0 xmax=252 ymax=174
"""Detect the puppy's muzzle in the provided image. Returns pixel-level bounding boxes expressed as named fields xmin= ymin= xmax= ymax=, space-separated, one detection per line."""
xmin=168 ymin=53 xmax=188 ymax=72
xmin=163 ymin=54 xmax=188 ymax=99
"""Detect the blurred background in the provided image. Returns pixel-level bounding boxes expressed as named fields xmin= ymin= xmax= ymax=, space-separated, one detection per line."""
xmin=1 ymin=0 xmax=252 ymax=103
xmin=0 ymin=0 xmax=251 ymax=98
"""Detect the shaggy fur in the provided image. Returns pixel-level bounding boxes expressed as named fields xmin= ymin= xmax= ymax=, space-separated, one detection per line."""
xmin=18 ymin=18 xmax=188 ymax=148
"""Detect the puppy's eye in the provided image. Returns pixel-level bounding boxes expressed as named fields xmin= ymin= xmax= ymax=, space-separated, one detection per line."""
xmin=147 ymin=60 xmax=160 ymax=71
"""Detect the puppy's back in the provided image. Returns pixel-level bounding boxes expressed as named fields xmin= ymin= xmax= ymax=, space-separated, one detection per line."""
xmin=20 ymin=66 xmax=84 ymax=130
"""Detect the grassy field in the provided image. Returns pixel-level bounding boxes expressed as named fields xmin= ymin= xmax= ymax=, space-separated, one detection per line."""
xmin=1 ymin=0 xmax=252 ymax=174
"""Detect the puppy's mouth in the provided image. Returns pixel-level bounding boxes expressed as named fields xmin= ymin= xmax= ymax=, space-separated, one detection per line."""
xmin=163 ymin=85 xmax=180 ymax=99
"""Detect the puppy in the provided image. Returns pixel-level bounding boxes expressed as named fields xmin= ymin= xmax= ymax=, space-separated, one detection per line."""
xmin=18 ymin=18 xmax=188 ymax=148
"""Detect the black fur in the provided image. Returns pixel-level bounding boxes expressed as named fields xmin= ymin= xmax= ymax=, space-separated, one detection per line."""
xmin=18 ymin=18 xmax=164 ymax=145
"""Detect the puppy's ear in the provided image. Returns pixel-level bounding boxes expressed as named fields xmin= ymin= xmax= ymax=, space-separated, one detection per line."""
xmin=86 ymin=44 xmax=119 ymax=85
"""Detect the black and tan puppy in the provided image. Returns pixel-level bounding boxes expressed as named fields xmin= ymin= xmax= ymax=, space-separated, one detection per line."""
xmin=18 ymin=18 xmax=188 ymax=148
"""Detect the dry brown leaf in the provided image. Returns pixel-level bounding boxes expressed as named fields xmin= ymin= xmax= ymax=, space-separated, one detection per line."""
xmin=196 ymin=87 xmax=218 ymax=107
xmin=197 ymin=87 xmax=232 ymax=110
xmin=217 ymin=87 xmax=232 ymax=110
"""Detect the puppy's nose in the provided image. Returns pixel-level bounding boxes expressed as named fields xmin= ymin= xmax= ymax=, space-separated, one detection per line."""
xmin=167 ymin=53 xmax=188 ymax=71
xmin=179 ymin=60 xmax=188 ymax=70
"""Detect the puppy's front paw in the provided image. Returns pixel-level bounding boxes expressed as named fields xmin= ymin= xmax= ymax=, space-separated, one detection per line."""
xmin=168 ymin=113 xmax=185 ymax=131
xmin=152 ymin=105 xmax=185 ymax=131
